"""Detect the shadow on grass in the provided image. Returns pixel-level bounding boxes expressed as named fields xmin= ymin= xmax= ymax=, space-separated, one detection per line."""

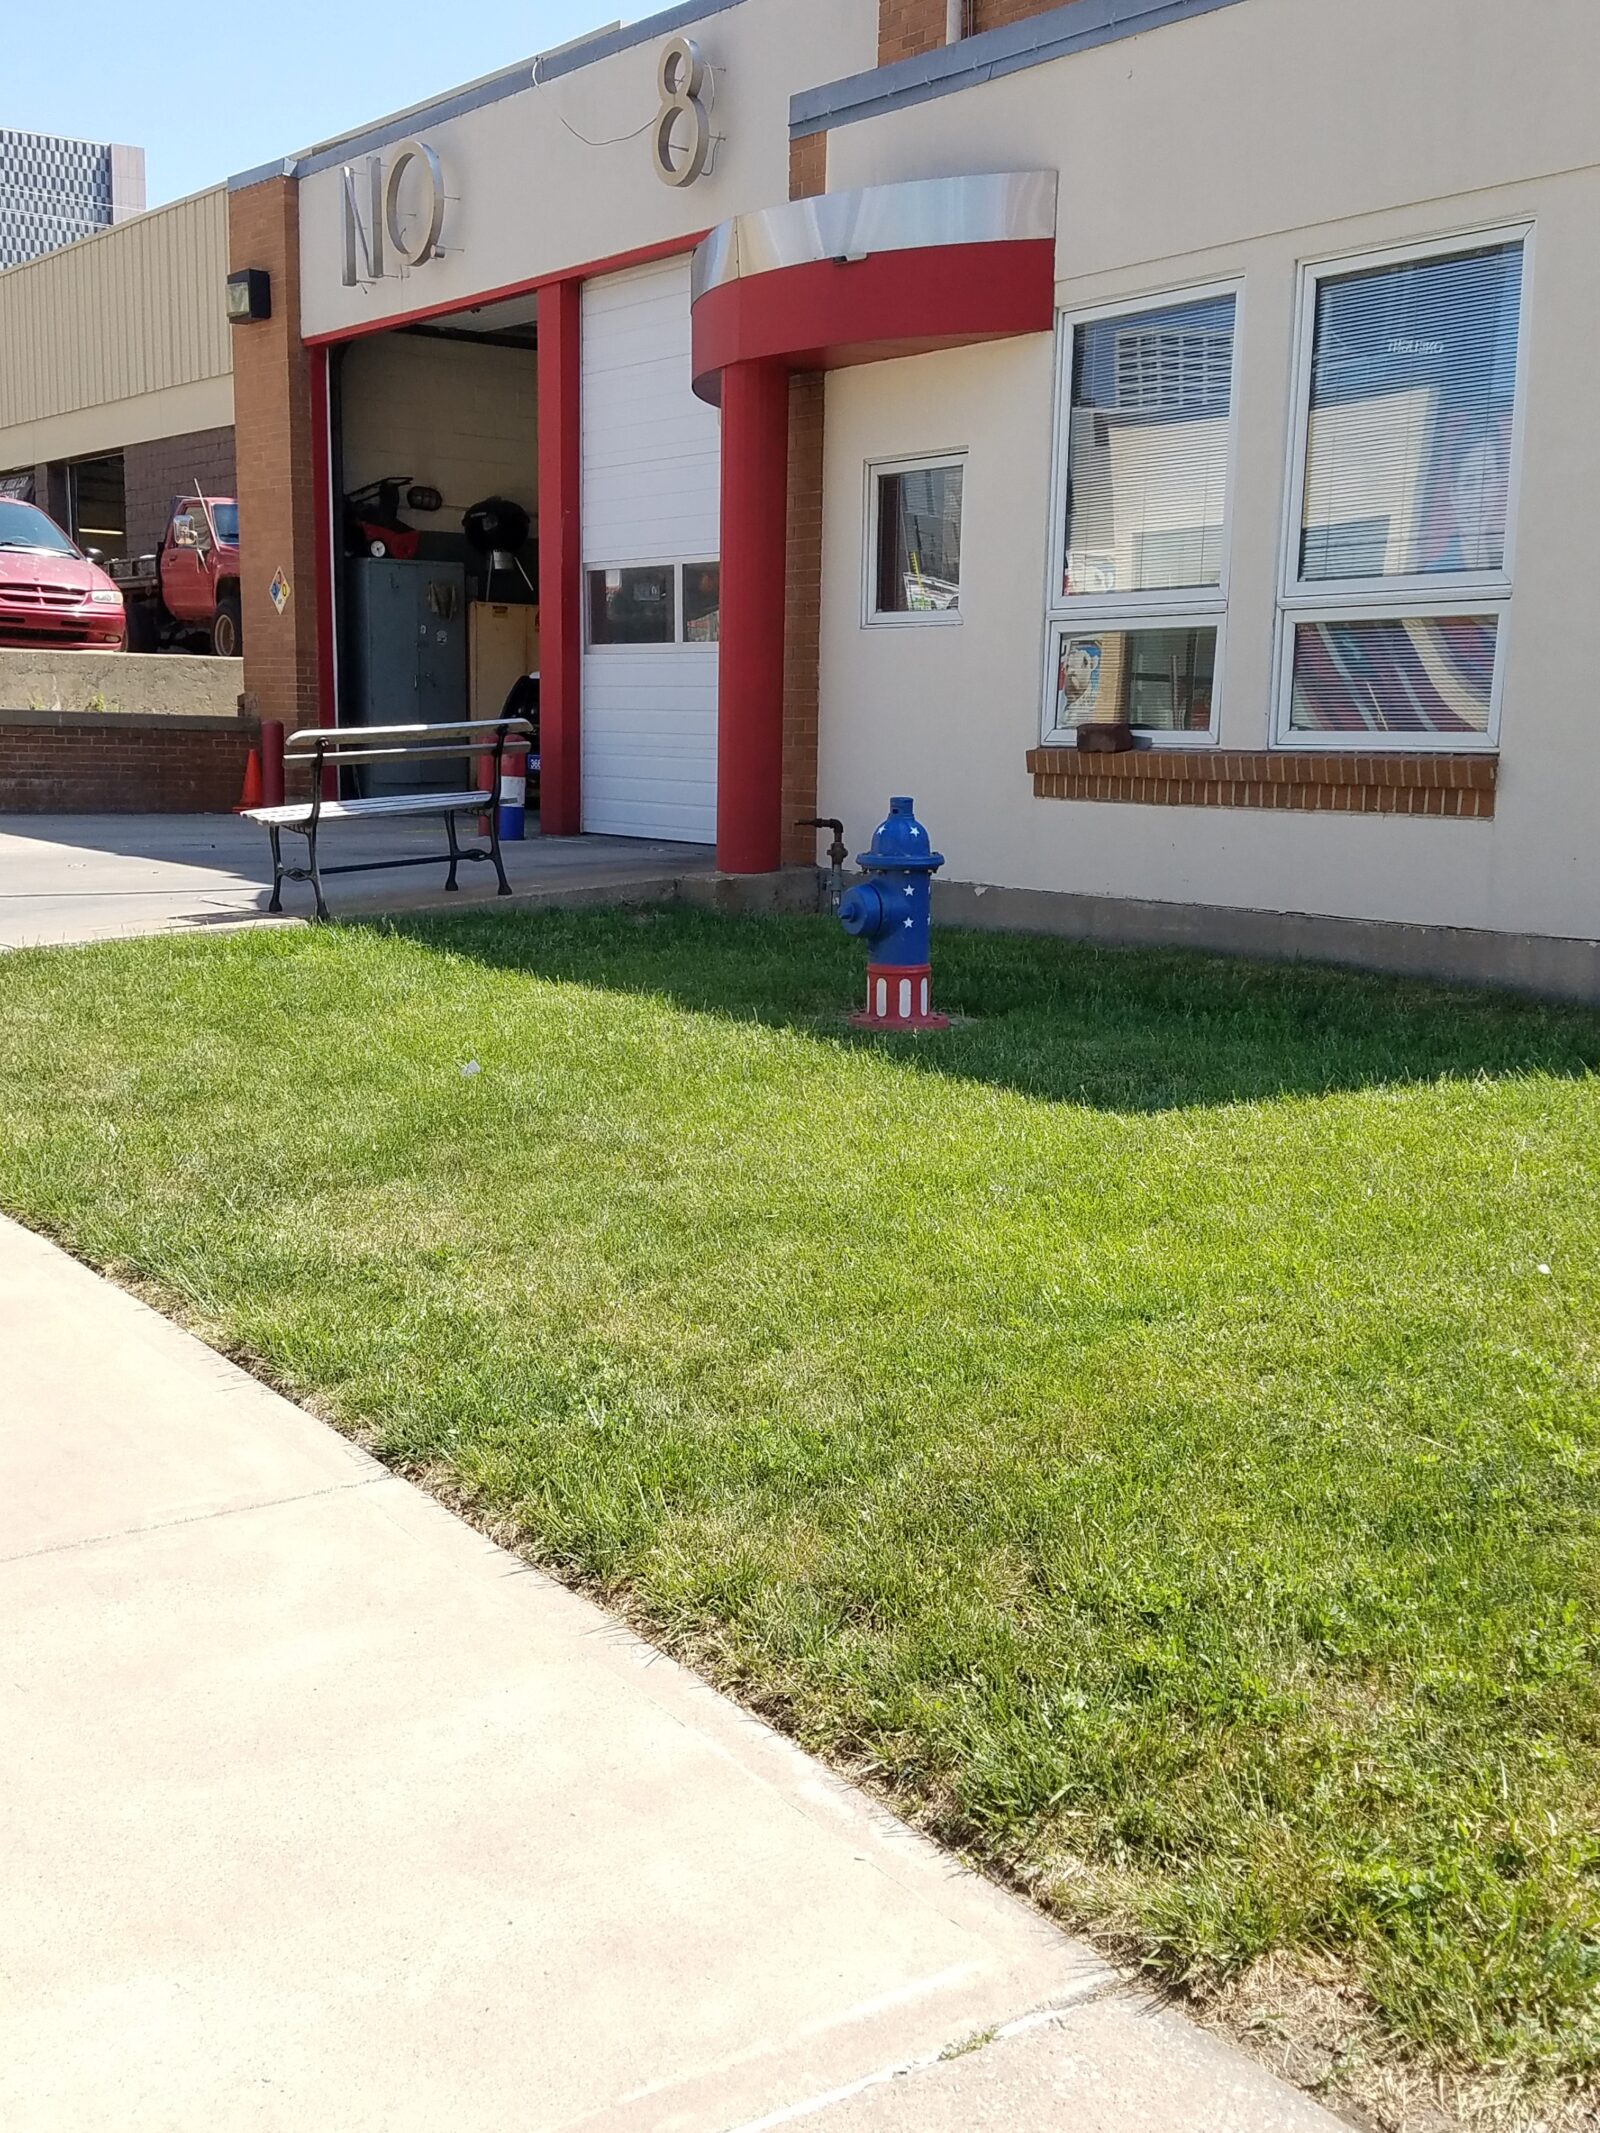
xmin=358 ymin=901 xmax=1600 ymax=1115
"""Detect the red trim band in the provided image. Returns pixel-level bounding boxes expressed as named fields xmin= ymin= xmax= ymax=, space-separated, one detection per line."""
xmin=691 ymin=239 xmax=1056 ymax=403
xmin=303 ymin=233 xmax=708 ymax=347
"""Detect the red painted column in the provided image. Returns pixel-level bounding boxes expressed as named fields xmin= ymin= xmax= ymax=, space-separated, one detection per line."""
xmin=307 ymin=346 xmax=338 ymax=798
xmin=537 ymin=276 xmax=583 ymax=836
xmin=308 ymin=346 xmax=336 ymax=728
xmin=716 ymin=357 xmax=790 ymax=875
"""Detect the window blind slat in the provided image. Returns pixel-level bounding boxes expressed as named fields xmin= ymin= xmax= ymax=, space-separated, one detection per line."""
xmin=1300 ymin=244 xmax=1523 ymax=584
xmin=1064 ymin=295 xmax=1236 ymax=599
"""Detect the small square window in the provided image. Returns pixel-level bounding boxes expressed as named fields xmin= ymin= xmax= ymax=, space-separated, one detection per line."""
xmin=683 ymin=561 xmax=720 ymax=643
xmin=868 ymin=458 xmax=964 ymax=623
xmin=587 ymin=565 xmax=676 ymax=646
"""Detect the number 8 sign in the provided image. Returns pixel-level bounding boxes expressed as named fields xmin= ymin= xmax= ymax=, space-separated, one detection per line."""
xmin=652 ymin=36 xmax=713 ymax=188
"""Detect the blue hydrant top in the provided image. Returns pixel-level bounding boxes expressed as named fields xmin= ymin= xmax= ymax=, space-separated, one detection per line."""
xmin=856 ymin=796 xmax=945 ymax=875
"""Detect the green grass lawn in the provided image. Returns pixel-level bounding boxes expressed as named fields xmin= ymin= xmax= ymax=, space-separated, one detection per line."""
xmin=3 ymin=907 xmax=1599 ymax=2105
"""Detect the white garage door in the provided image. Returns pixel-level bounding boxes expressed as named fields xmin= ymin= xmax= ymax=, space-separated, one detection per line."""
xmin=580 ymin=256 xmax=720 ymax=844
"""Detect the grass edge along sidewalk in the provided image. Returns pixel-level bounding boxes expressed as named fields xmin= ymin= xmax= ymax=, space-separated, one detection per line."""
xmin=2 ymin=905 xmax=1598 ymax=2128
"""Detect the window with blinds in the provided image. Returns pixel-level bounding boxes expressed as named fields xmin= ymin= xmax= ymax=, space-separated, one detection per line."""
xmin=1300 ymin=242 xmax=1522 ymax=587
xmin=1046 ymin=286 xmax=1238 ymax=741
xmin=1277 ymin=232 xmax=1527 ymax=748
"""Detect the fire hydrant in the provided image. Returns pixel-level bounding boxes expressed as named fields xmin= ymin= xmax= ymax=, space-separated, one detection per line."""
xmin=839 ymin=796 xmax=949 ymax=1031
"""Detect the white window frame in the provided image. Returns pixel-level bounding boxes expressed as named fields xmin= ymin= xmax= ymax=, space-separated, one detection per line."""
xmin=1042 ymin=278 xmax=1243 ymax=747
xmin=1272 ymin=223 xmax=1533 ymax=752
xmin=863 ymin=451 xmax=967 ymax=628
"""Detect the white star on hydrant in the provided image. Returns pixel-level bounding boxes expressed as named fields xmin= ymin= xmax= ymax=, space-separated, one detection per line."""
xmin=904 ymin=917 xmax=915 ymax=929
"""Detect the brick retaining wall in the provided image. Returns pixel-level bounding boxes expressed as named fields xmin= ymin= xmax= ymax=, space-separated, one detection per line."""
xmin=0 ymin=710 xmax=257 ymax=812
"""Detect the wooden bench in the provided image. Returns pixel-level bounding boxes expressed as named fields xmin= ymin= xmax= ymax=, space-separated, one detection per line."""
xmin=245 ymin=718 xmax=536 ymax=923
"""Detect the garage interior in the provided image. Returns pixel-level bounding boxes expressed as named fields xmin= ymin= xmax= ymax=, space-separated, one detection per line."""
xmin=330 ymin=293 xmax=540 ymax=795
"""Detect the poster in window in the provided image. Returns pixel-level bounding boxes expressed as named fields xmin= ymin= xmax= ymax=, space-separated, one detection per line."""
xmin=1057 ymin=637 xmax=1103 ymax=724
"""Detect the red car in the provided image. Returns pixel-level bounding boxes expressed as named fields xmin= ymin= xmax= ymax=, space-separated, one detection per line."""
xmin=0 ymin=497 xmax=126 ymax=650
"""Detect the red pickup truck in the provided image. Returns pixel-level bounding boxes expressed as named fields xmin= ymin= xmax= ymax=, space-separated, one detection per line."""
xmin=112 ymin=497 xmax=242 ymax=657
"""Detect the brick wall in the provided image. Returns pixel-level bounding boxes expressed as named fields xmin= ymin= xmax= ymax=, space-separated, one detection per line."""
xmin=779 ymin=127 xmax=829 ymax=870
xmin=0 ymin=710 xmax=256 ymax=812
xmin=227 ymin=175 xmax=324 ymax=734
xmin=879 ymin=0 xmax=948 ymax=63
xmin=781 ymin=374 xmax=826 ymax=865
xmin=123 ymin=426 xmax=237 ymax=558
xmin=879 ymin=0 xmax=1078 ymax=64
xmin=973 ymin=0 xmax=1076 ymax=30
xmin=1026 ymin=748 xmax=1499 ymax=819
xmin=789 ymin=132 xmax=827 ymax=202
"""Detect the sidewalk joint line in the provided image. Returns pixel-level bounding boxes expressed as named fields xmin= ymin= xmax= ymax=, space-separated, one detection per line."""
xmin=712 ymin=1977 xmax=1130 ymax=2133
xmin=0 ymin=1472 xmax=386 ymax=1566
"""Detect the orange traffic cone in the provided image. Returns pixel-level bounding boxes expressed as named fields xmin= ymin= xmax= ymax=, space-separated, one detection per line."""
xmin=234 ymin=748 xmax=263 ymax=814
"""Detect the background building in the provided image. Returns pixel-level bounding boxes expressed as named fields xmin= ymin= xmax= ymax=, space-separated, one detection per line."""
xmin=0 ymin=128 xmax=145 ymax=269
xmin=0 ymin=187 xmax=234 ymax=559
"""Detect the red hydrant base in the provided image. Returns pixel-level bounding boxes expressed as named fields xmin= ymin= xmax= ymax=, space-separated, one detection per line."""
xmin=851 ymin=964 xmax=949 ymax=1032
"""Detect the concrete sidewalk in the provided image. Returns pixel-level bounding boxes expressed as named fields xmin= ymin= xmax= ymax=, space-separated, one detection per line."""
xmin=0 ymin=1216 xmax=1344 ymax=2132
xmin=0 ymin=813 xmax=719 ymax=949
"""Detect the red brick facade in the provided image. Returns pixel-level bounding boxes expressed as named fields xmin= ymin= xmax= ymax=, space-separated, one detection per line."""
xmin=781 ymin=375 xmax=826 ymax=864
xmin=227 ymin=176 xmax=324 ymax=737
xmin=0 ymin=711 xmax=257 ymax=813
xmin=879 ymin=0 xmax=1078 ymax=65
xmin=1027 ymin=748 xmax=1499 ymax=819
xmin=789 ymin=132 xmax=828 ymax=202
xmin=973 ymin=0 xmax=1078 ymax=31
xmin=780 ymin=130 xmax=830 ymax=868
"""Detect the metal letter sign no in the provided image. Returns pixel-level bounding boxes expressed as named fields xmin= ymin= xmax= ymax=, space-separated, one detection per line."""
xmin=342 ymin=137 xmax=447 ymax=286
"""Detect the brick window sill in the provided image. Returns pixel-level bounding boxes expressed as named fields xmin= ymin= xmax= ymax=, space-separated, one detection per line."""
xmin=1026 ymin=747 xmax=1498 ymax=819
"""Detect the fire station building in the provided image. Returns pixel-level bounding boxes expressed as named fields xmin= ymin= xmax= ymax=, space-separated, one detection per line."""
xmin=224 ymin=0 xmax=1600 ymax=998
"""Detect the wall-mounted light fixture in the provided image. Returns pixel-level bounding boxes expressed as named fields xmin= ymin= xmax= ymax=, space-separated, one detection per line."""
xmin=225 ymin=268 xmax=272 ymax=325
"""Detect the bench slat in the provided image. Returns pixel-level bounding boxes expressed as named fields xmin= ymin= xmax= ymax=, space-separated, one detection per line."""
xmin=285 ymin=717 xmax=535 ymax=750
xmin=246 ymin=791 xmax=491 ymax=827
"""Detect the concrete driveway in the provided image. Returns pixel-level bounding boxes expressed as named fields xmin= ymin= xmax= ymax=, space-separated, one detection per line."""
xmin=0 ymin=1216 xmax=1345 ymax=2131
xmin=0 ymin=813 xmax=717 ymax=949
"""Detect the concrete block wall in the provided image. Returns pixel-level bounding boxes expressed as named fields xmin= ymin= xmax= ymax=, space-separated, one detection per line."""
xmin=123 ymin=426 xmax=237 ymax=558
xmin=0 ymin=648 xmax=253 ymax=811
xmin=339 ymin=333 xmax=537 ymax=539
xmin=0 ymin=649 xmax=242 ymax=721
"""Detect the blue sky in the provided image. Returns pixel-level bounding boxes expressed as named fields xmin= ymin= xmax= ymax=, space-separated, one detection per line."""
xmin=8 ymin=3 xmax=625 ymax=205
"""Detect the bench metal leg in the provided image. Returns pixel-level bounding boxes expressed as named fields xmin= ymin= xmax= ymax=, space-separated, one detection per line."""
xmin=445 ymin=810 xmax=462 ymax=892
xmin=487 ymin=804 xmax=512 ymax=898
xmin=305 ymin=821 xmax=330 ymax=924
xmin=267 ymin=827 xmax=284 ymax=915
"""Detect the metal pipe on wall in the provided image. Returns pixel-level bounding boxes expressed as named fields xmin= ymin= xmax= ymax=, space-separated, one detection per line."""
xmin=946 ymin=0 xmax=965 ymax=41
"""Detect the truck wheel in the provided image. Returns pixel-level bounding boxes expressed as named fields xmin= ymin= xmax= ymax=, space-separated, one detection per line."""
xmin=125 ymin=602 xmax=159 ymax=654
xmin=211 ymin=598 xmax=242 ymax=659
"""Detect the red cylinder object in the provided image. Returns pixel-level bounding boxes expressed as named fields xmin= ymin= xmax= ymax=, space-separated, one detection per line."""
xmin=852 ymin=964 xmax=949 ymax=1034
xmin=260 ymin=719 xmax=286 ymax=809
xmin=716 ymin=358 xmax=790 ymax=875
